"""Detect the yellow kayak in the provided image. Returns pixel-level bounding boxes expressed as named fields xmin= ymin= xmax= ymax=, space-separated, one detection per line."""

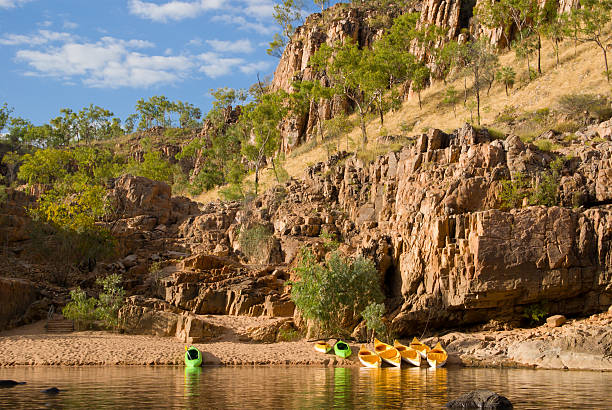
xmin=358 ymin=344 xmax=381 ymax=368
xmin=410 ymin=337 xmax=431 ymax=359
xmin=314 ymin=341 xmax=332 ymax=353
xmin=373 ymin=338 xmax=401 ymax=367
xmin=426 ymin=342 xmax=448 ymax=368
xmin=393 ymin=340 xmax=421 ymax=367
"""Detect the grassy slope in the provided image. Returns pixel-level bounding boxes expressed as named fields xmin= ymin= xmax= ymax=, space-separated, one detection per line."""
xmin=197 ymin=36 xmax=609 ymax=204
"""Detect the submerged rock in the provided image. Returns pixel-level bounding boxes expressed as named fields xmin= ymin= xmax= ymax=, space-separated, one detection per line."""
xmin=42 ymin=387 xmax=60 ymax=394
xmin=446 ymin=390 xmax=513 ymax=409
xmin=0 ymin=380 xmax=26 ymax=388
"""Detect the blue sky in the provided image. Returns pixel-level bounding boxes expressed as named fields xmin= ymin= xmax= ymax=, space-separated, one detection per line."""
xmin=0 ymin=0 xmax=297 ymax=125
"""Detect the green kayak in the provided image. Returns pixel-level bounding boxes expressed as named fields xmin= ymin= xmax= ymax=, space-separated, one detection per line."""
xmin=185 ymin=346 xmax=202 ymax=367
xmin=334 ymin=341 xmax=352 ymax=358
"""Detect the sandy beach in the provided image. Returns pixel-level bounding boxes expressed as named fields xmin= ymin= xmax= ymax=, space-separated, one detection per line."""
xmin=1 ymin=311 xmax=611 ymax=370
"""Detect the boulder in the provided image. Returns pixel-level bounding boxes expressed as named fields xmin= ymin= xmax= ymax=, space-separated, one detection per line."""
xmin=546 ymin=315 xmax=566 ymax=328
xmin=175 ymin=314 xmax=224 ymax=343
xmin=446 ymin=390 xmax=513 ymax=409
xmin=118 ymin=296 xmax=181 ymax=336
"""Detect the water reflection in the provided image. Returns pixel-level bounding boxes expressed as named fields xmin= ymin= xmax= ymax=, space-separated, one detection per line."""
xmin=0 ymin=366 xmax=610 ymax=409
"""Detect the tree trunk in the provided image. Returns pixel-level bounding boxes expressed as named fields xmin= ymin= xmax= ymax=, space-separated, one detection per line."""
xmin=601 ymin=44 xmax=610 ymax=83
xmin=418 ymin=91 xmax=422 ymax=110
xmin=537 ymin=34 xmax=542 ymax=74
xmin=555 ymin=39 xmax=560 ymax=67
xmin=360 ymin=117 xmax=368 ymax=145
xmin=463 ymin=77 xmax=467 ymax=106
xmin=505 ymin=83 xmax=509 ymax=96
xmin=254 ymin=163 xmax=259 ymax=196
xmin=271 ymin=157 xmax=280 ymax=183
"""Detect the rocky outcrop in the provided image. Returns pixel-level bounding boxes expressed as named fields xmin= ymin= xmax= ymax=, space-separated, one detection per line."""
xmin=446 ymin=390 xmax=513 ymax=409
xmin=289 ymin=123 xmax=612 ymax=335
xmin=271 ymin=4 xmax=402 ymax=151
xmin=0 ymin=277 xmax=38 ymax=330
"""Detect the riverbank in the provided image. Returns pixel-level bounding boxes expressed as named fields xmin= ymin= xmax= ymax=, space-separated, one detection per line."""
xmin=1 ymin=311 xmax=610 ymax=369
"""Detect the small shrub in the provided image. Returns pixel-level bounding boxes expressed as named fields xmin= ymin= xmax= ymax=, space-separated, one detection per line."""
xmin=319 ymin=229 xmax=340 ymax=251
xmin=530 ymin=157 xmax=563 ymax=207
xmin=362 ymin=302 xmax=387 ymax=342
xmin=523 ymin=301 xmax=548 ymax=325
xmin=558 ymin=94 xmax=611 ymax=121
xmin=553 ymin=121 xmax=581 ymax=134
xmin=496 ymin=105 xmax=519 ymax=123
xmin=486 ymin=127 xmax=506 ymax=140
xmin=399 ymin=121 xmax=415 ymax=134
xmin=534 ymin=139 xmax=560 ymax=152
xmin=239 ymin=224 xmax=273 ymax=263
xmin=95 ymin=273 xmax=125 ymax=329
xmin=290 ymin=250 xmax=383 ymax=336
xmin=62 ymin=288 xmax=98 ymax=329
xmin=277 ymin=327 xmax=301 ymax=342
xmin=500 ymin=172 xmax=531 ymax=210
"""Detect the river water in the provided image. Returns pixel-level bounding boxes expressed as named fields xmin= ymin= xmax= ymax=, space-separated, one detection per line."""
xmin=0 ymin=366 xmax=610 ymax=409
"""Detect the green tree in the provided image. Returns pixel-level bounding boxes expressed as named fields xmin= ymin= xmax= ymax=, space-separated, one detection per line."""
xmin=0 ymin=103 xmax=12 ymax=133
xmin=457 ymin=39 xmax=498 ymax=125
xmin=574 ymin=0 xmax=612 ymax=82
xmin=241 ymin=90 xmax=288 ymax=194
xmin=496 ymin=66 xmax=516 ymax=96
xmin=268 ymin=0 xmax=304 ymax=57
xmin=290 ymin=250 xmax=384 ymax=335
xmin=311 ymin=40 xmax=378 ymax=144
xmin=1 ymin=151 xmax=20 ymax=185
xmin=411 ymin=62 xmax=431 ymax=110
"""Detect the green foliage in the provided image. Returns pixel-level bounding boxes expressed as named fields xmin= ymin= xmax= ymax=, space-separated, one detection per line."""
xmin=558 ymin=94 xmax=612 ymax=122
xmin=533 ymin=139 xmax=560 ymax=152
xmin=500 ymin=172 xmax=531 ymax=210
xmin=239 ymin=224 xmax=273 ymax=263
xmin=523 ymin=301 xmax=549 ymax=325
xmin=500 ymin=158 xmax=564 ymax=209
xmin=62 ymin=288 xmax=98 ymax=327
xmin=290 ymin=250 xmax=384 ymax=336
xmin=0 ymin=185 xmax=7 ymax=205
xmin=277 ymin=327 xmax=301 ymax=342
xmin=362 ymin=302 xmax=387 ymax=341
xmin=1 ymin=151 xmax=20 ymax=184
xmin=320 ymin=229 xmax=340 ymax=251
xmin=531 ymin=157 xmax=563 ymax=207
xmin=95 ymin=273 xmax=126 ymax=329
xmin=496 ymin=66 xmax=516 ymax=96
xmin=62 ymin=274 xmax=125 ymax=330
xmin=269 ymin=0 xmax=304 ymax=57
xmin=127 ymin=151 xmax=174 ymax=184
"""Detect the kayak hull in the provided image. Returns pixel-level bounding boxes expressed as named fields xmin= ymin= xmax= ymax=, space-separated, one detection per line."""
xmin=185 ymin=346 xmax=203 ymax=368
xmin=314 ymin=342 xmax=332 ymax=353
xmin=334 ymin=341 xmax=352 ymax=358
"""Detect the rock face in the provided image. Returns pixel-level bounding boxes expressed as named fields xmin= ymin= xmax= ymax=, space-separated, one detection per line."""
xmin=446 ymin=390 xmax=513 ymax=409
xmin=271 ymin=4 xmax=402 ymax=151
xmin=0 ymin=277 xmax=38 ymax=330
xmin=288 ymin=123 xmax=612 ymax=335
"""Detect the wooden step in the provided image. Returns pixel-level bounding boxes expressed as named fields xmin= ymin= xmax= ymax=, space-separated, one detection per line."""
xmin=46 ymin=319 xmax=74 ymax=333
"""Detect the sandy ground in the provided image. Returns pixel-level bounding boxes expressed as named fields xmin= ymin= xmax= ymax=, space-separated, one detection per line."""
xmin=1 ymin=311 xmax=610 ymax=369
xmin=0 ymin=320 xmax=358 ymax=367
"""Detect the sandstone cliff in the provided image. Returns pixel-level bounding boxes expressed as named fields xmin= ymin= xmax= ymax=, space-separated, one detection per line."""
xmin=271 ymin=4 xmax=404 ymax=151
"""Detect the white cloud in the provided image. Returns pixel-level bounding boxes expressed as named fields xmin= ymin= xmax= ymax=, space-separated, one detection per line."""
xmin=63 ymin=21 xmax=79 ymax=30
xmin=239 ymin=60 xmax=270 ymax=75
xmin=0 ymin=30 xmax=75 ymax=46
xmin=0 ymin=0 xmax=33 ymax=9
xmin=128 ymin=0 xmax=225 ymax=23
xmin=197 ymin=52 xmax=244 ymax=78
xmin=15 ymin=37 xmax=191 ymax=88
xmin=187 ymin=38 xmax=203 ymax=47
xmin=211 ymin=14 xmax=274 ymax=35
xmin=206 ymin=38 xmax=253 ymax=54
xmin=239 ymin=0 xmax=274 ymax=20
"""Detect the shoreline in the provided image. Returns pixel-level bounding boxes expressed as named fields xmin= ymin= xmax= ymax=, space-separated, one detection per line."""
xmin=1 ymin=312 xmax=611 ymax=371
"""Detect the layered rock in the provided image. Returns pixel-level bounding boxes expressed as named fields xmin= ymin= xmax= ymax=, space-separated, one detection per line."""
xmin=295 ymin=123 xmax=612 ymax=335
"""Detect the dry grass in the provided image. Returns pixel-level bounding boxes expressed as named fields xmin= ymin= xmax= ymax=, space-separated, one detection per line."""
xmin=193 ymin=35 xmax=610 ymax=204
